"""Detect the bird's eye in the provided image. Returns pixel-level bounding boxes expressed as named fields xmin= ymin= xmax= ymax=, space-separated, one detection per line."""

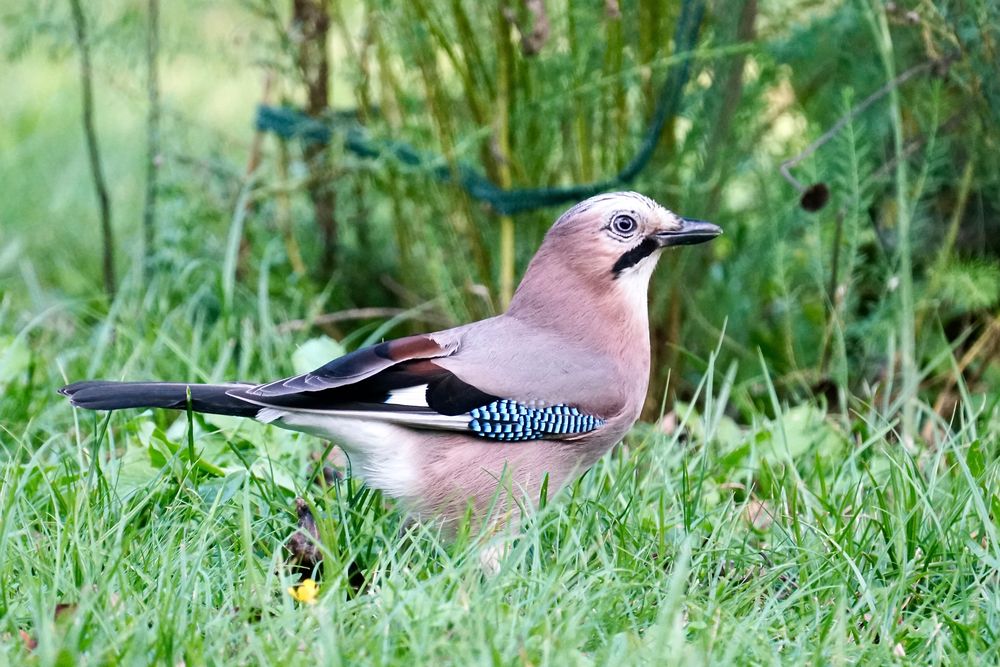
xmin=611 ymin=214 xmax=638 ymax=236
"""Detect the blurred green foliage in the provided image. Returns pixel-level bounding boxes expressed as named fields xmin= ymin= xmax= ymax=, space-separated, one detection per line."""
xmin=2 ymin=0 xmax=999 ymax=417
xmin=2 ymin=3 xmax=999 ymax=662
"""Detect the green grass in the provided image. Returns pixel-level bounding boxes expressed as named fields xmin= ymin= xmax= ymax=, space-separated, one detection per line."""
xmin=1 ymin=285 xmax=997 ymax=665
xmin=3 ymin=0 xmax=1000 ymax=663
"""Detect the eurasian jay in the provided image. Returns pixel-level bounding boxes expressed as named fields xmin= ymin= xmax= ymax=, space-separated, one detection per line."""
xmin=61 ymin=192 xmax=721 ymax=525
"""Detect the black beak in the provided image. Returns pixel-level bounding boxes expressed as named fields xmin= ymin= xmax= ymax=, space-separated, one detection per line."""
xmin=653 ymin=218 xmax=723 ymax=247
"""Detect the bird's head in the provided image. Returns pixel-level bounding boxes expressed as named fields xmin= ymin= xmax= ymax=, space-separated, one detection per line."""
xmin=508 ymin=192 xmax=721 ymax=329
xmin=505 ymin=192 xmax=721 ymax=370
xmin=516 ymin=192 xmax=721 ymax=300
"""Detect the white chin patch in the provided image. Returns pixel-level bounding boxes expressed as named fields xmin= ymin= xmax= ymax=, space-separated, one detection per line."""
xmin=617 ymin=254 xmax=661 ymax=307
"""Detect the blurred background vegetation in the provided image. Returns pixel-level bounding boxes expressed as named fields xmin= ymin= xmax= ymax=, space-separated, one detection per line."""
xmin=2 ymin=0 xmax=999 ymax=433
xmin=2 ymin=3 xmax=1000 ymax=661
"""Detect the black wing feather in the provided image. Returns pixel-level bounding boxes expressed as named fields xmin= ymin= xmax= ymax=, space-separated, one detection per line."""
xmin=61 ymin=333 xmax=606 ymax=442
xmin=61 ymin=381 xmax=260 ymax=417
xmin=249 ymin=334 xmax=459 ymax=397
xmin=229 ymin=359 xmax=499 ymax=416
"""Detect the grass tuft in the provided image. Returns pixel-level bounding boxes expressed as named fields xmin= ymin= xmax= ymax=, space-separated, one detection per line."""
xmin=1 ymin=288 xmax=996 ymax=663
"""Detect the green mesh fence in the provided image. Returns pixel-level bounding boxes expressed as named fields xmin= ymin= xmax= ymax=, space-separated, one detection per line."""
xmin=255 ymin=0 xmax=704 ymax=215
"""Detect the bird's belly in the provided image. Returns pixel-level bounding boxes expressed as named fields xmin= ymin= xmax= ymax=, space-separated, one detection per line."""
xmin=261 ymin=410 xmax=626 ymax=528
xmin=264 ymin=412 xmax=421 ymax=501
xmin=414 ymin=431 xmax=623 ymax=528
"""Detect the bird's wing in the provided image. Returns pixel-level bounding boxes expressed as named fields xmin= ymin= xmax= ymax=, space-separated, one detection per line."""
xmin=247 ymin=333 xmax=459 ymax=396
xmin=230 ymin=329 xmax=606 ymax=441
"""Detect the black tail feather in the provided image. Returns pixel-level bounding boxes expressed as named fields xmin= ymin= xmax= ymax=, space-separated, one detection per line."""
xmin=60 ymin=381 xmax=261 ymax=418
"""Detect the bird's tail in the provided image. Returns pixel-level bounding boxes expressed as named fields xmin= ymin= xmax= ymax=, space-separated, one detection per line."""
xmin=59 ymin=381 xmax=261 ymax=418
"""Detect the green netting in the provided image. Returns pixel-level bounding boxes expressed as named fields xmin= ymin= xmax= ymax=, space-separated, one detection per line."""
xmin=255 ymin=0 xmax=704 ymax=215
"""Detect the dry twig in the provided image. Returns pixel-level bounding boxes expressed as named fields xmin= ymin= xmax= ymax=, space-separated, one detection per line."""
xmin=142 ymin=0 xmax=160 ymax=281
xmin=68 ymin=0 xmax=116 ymax=298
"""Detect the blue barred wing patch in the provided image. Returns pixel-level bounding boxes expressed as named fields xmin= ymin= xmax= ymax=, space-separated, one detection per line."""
xmin=468 ymin=399 xmax=605 ymax=442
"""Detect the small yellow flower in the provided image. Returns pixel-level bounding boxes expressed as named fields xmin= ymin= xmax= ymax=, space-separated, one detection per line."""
xmin=287 ymin=578 xmax=319 ymax=605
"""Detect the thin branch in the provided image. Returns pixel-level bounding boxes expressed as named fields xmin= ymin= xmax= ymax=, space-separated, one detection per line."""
xmin=779 ymin=57 xmax=952 ymax=193
xmin=505 ymin=0 xmax=550 ymax=57
xmin=143 ymin=0 xmax=161 ymax=282
xmin=818 ymin=210 xmax=845 ymax=375
xmin=930 ymin=313 xmax=1000 ymax=422
xmin=69 ymin=0 xmax=116 ymax=298
xmin=275 ymin=134 xmax=307 ymax=276
xmin=232 ymin=71 xmax=276 ymax=285
xmin=292 ymin=0 xmax=337 ymax=278
xmin=867 ymin=111 xmax=964 ymax=184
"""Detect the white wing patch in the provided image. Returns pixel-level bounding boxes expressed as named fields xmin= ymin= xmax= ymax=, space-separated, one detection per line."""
xmin=384 ymin=384 xmax=429 ymax=407
xmin=252 ymin=402 xmax=467 ymax=431
xmin=256 ymin=407 xmax=286 ymax=424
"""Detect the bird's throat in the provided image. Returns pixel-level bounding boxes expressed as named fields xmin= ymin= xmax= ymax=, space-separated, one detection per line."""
xmin=611 ymin=237 xmax=660 ymax=277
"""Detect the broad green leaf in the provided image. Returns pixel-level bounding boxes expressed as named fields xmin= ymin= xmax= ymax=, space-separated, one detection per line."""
xmin=292 ymin=336 xmax=346 ymax=375
xmin=109 ymin=445 xmax=161 ymax=500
